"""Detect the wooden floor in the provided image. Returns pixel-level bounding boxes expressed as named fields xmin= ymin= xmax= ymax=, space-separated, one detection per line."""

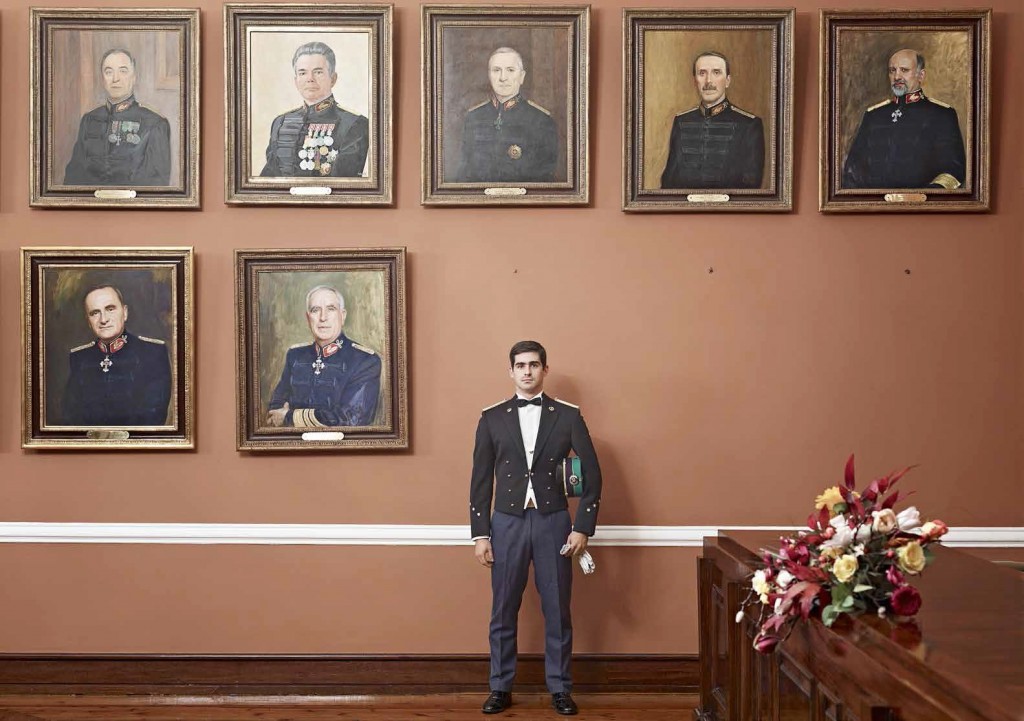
xmin=0 ymin=693 xmax=697 ymax=721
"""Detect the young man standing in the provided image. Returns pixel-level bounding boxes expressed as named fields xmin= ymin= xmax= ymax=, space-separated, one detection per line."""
xmin=469 ymin=340 xmax=603 ymax=716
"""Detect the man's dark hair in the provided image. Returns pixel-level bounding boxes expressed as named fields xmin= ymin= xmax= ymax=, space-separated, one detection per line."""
xmin=82 ymin=284 xmax=125 ymax=306
xmin=100 ymin=48 xmax=136 ymax=73
xmin=509 ymin=340 xmax=547 ymax=368
xmin=693 ymin=51 xmax=730 ymax=77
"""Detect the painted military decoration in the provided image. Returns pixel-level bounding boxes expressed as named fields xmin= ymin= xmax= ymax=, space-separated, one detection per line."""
xmin=64 ymin=48 xmax=171 ymax=186
xmin=842 ymin=49 xmax=966 ymax=190
xmin=266 ymin=285 xmax=382 ymax=429
xmin=261 ymin=41 xmax=370 ymax=178
xmin=62 ymin=285 xmax=171 ymax=426
xmin=455 ymin=47 xmax=558 ymax=183
xmin=661 ymin=51 xmax=765 ymax=190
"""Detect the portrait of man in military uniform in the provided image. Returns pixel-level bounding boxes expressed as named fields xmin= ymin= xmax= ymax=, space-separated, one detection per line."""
xmin=454 ymin=46 xmax=558 ymax=184
xmin=60 ymin=284 xmax=172 ymax=427
xmin=842 ymin=48 xmax=966 ymax=190
xmin=63 ymin=48 xmax=171 ymax=187
xmin=258 ymin=41 xmax=370 ymax=179
xmin=265 ymin=285 xmax=382 ymax=429
xmin=660 ymin=51 xmax=765 ymax=190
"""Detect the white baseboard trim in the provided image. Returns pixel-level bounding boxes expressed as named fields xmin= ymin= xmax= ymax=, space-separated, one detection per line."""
xmin=0 ymin=523 xmax=1019 ymax=547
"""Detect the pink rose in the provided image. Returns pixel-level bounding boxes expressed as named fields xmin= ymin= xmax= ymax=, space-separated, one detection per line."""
xmin=754 ymin=634 xmax=780 ymax=653
xmin=889 ymin=585 xmax=922 ymax=617
xmin=886 ymin=566 xmax=905 ymax=587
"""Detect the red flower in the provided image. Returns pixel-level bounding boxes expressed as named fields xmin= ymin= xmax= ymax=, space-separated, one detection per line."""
xmin=754 ymin=634 xmax=780 ymax=653
xmin=889 ymin=585 xmax=922 ymax=617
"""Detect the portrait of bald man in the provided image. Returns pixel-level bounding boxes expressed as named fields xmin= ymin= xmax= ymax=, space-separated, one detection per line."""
xmin=842 ymin=48 xmax=966 ymax=190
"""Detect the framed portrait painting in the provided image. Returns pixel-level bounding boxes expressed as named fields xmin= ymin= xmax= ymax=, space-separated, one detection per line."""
xmin=30 ymin=8 xmax=200 ymax=208
xmin=623 ymin=8 xmax=794 ymax=212
xmin=820 ymin=10 xmax=991 ymax=212
xmin=225 ymin=3 xmax=393 ymax=205
xmin=422 ymin=4 xmax=590 ymax=206
xmin=22 ymin=247 xmax=195 ymax=449
xmin=235 ymin=248 xmax=408 ymax=451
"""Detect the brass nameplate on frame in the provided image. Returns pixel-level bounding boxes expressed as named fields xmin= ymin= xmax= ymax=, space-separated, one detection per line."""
xmin=94 ymin=190 xmax=137 ymax=200
xmin=86 ymin=430 xmax=131 ymax=441
xmin=884 ymin=193 xmax=927 ymax=204
xmin=290 ymin=187 xmax=332 ymax=196
xmin=302 ymin=432 xmax=346 ymax=441
xmin=687 ymin=194 xmax=730 ymax=203
xmin=484 ymin=187 xmax=528 ymax=197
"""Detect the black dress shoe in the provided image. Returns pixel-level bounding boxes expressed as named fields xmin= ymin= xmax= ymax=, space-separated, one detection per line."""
xmin=551 ymin=692 xmax=579 ymax=715
xmin=482 ymin=690 xmax=512 ymax=714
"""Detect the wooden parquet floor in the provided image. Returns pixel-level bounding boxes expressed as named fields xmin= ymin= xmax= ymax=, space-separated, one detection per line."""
xmin=0 ymin=693 xmax=697 ymax=721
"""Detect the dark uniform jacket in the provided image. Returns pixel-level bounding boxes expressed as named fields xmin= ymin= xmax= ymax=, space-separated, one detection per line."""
xmin=268 ymin=334 xmax=381 ymax=427
xmin=62 ymin=332 xmax=171 ymax=426
xmin=660 ymin=99 xmax=765 ymax=190
xmin=842 ymin=90 xmax=966 ymax=189
xmin=456 ymin=94 xmax=558 ymax=183
xmin=261 ymin=95 xmax=369 ymax=178
xmin=64 ymin=96 xmax=171 ymax=186
xmin=470 ymin=395 xmax=602 ymax=538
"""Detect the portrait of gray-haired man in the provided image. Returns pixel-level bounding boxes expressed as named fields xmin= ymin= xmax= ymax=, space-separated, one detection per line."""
xmin=261 ymin=41 xmax=370 ymax=178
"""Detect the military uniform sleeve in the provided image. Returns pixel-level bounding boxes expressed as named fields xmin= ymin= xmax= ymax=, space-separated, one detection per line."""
xmin=64 ymin=116 xmax=93 ymax=185
xmin=928 ymin=106 xmax=966 ymax=188
xmin=842 ymin=115 xmax=871 ymax=188
xmin=332 ymin=115 xmax=370 ymax=177
xmin=570 ymin=411 xmax=602 ymax=536
xmin=536 ymin=113 xmax=558 ymax=182
xmin=457 ymin=115 xmax=480 ymax=183
xmin=260 ymin=116 xmax=285 ymax=177
xmin=62 ymin=352 xmax=84 ymax=424
xmin=134 ymin=115 xmax=171 ymax=186
xmin=139 ymin=342 xmax=172 ymax=425
xmin=660 ymin=117 xmax=684 ymax=189
xmin=469 ymin=413 xmax=497 ymax=538
xmin=739 ymin=117 xmax=765 ymax=189
xmin=268 ymin=348 xmax=296 ymax=424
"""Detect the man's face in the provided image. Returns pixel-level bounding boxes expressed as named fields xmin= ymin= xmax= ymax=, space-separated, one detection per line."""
xmin=693 ymin=55 xmax=731 ymax=107
xmin=102 ymin=52 xmax=136 ymax=102
xmin=509 ymin=351 xmax=547 ymax=396
xmin=84 ymin=287 xmax=128 ymax=342
xmin=889 ymin=50 xmax=924 ymax=96
xmin=306 ymin=288 xmax=346 ymax=345
xmin=488 ymin=51 xmax=526 ymax=102
xmin=294 ymin=53 xmax=337 ymax=104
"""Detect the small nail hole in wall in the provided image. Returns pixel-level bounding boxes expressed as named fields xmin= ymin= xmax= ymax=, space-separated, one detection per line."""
xmin=708 ymin=267 xmax=714 ymax=274
xmin=904 ymin=269 xmax=911 ymax=275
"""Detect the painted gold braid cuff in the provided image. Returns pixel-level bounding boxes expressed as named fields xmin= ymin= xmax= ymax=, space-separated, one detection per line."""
xmin=292 ymin=408 xmax=325 ymax=428
xmin=930 ymin=172 xmax=962 ymax=190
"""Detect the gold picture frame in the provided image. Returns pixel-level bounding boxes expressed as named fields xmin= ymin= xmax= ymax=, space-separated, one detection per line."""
xmin=819 ymin=9 xmax=991 ymax=213
xmin=30 ymin=8 xmax=200 ymax=209
xmin=22 ymin=247 xmax=195 ymax=449
xmin=235 ymin=248 xmax=408 ymax=451
xmin=623 ymin=8 xmax=794 ymax=212
xmin=421 ymin=4 xmax=590 ymax=206
xmin=225 ymin=3 xmax=393 ymax=206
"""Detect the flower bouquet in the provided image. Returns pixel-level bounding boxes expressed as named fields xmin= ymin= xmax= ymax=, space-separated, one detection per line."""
xmin=742 ymin=455 xmax=949 ymax=654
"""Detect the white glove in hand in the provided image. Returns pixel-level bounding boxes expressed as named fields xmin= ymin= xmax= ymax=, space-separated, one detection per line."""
xmin=578 ymin=550 xmax=596 ymax=575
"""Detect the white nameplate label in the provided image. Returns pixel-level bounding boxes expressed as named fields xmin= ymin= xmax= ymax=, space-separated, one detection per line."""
xmin=687 ymin=194 xmax=730 ymax=203
xmin=884 ymin=193 xmax=927 ymax=203
xmin=86 ymin=430 xmax=131 ymax=440
xmin=302 ymin=431 xmax=345 ymax=441
xmin=484 ymin=187 xmax=527 ymax=197
xmin=290 ymin=187 xmax=332 ymax=196
xmin=94 ymin=189 xmax=137 ymax=200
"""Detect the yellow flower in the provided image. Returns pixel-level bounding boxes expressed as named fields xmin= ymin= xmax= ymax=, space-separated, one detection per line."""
xmin=752 ymin=570 xmax=771 ymax=604
xmin=815 ymin=486 xmax=844 ymax=512
xmin=832 ymin=554 xmax=859 ymax=583
xmin=897 ymin=541 xmax=927 ymax=574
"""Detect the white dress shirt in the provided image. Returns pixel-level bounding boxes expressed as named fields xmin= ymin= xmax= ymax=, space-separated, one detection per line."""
xmin=516 ymin=392 xmax=543 ymax=509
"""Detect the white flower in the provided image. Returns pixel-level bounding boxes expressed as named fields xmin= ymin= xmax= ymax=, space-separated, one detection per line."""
xmin=752 ymin=570 xmax=771 ymax=604
xmin=774 ymin=597 xmax=784 ymax=614
xmin=822 ymin=515 xmax=855 ymax=549
xmin=877 ymin=606 xmax=887 ymax=617
xmin=852 ymin=543 xmax=866 ymax=557
xmin=776 ymin=570 xmax=795 ymax=589
xmin=872 ymin=508 xmax=898 ymax=534
xmin=735 ymin=610 xmax=745 ymax=623
xmin=896 ymin=506 xmax=923 ymax=534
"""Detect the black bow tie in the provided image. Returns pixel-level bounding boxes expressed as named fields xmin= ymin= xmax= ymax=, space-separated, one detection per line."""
xmin=516 ymin=397 xmax=543 ymax=408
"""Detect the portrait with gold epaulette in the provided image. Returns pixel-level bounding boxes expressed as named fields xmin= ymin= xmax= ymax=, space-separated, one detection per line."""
xmin=235 ymin=249 xmax=408 ymax=451
xmin=21 ymin=248 xmax=195 ymax=450
xmin=225 ymin=4 xmax=393 ymax=206
xmin=821 ymin=10 xmax=991 ymax=212
xmin=30 ymin=8 xmax=200 ymax=208
xmin=623 ymin=9 xmax=794 ymax=212
xmin=422 ymin=5 xmax=590 ymax=205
